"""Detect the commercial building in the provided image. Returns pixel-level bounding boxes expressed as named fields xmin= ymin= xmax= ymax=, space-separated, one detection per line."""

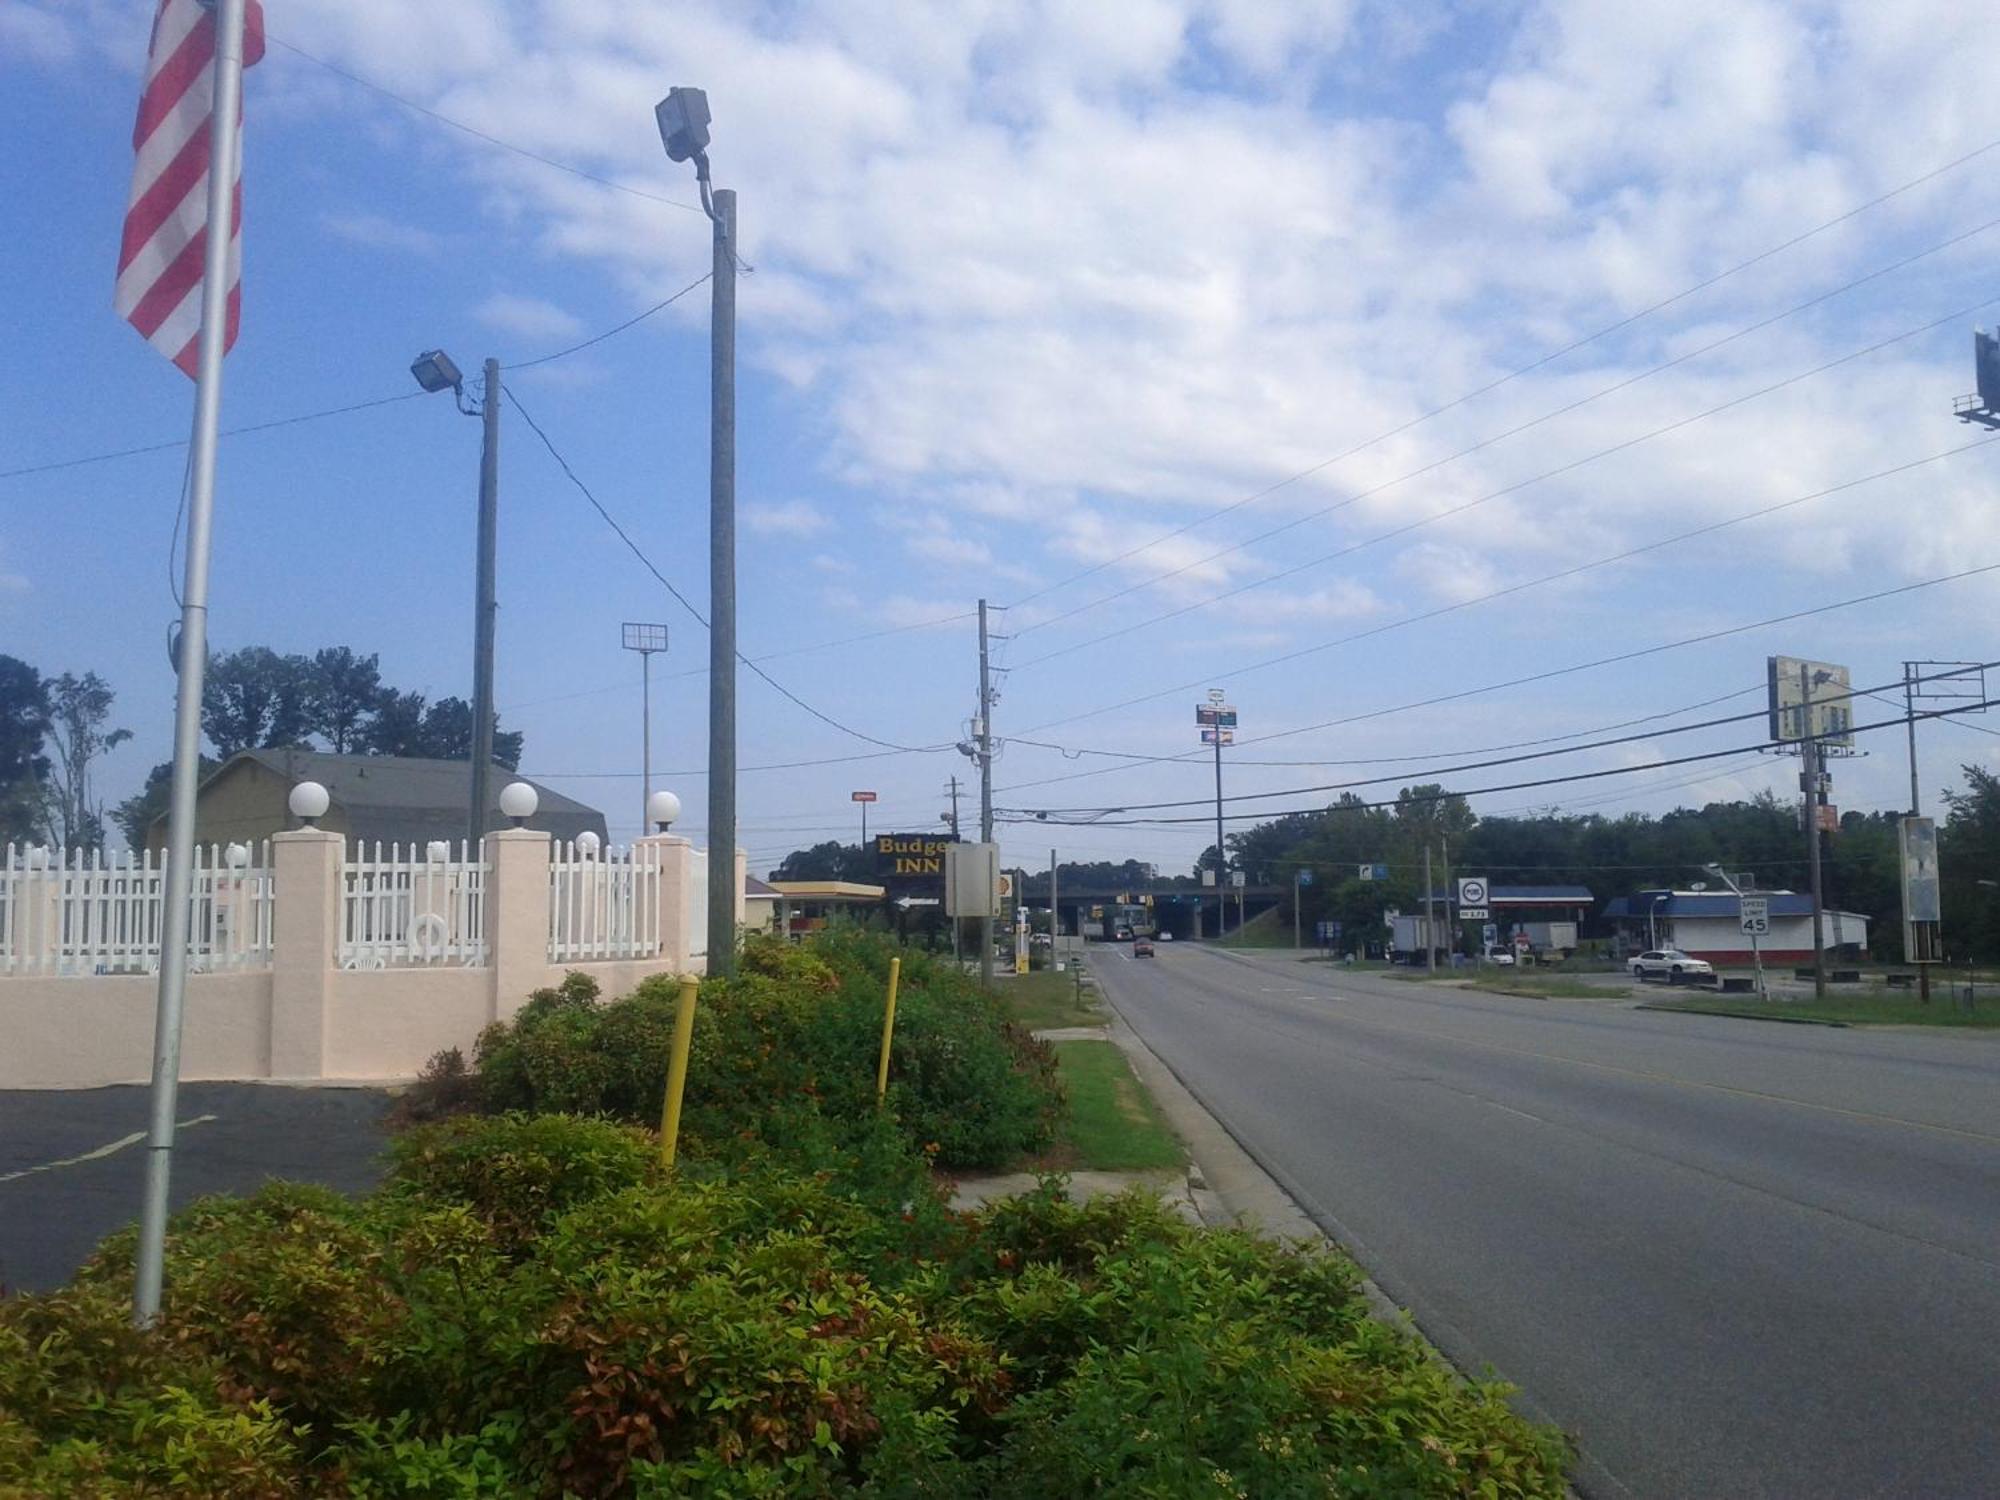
xmin=1601 ymin=890 xmax=1869 ymax=964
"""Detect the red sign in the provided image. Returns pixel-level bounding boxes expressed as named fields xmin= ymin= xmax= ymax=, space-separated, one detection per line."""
xmin=851 ymin=790 xmax=878 ymax=802
xmin=1814 ymin=804 xmax=1838 ymax=833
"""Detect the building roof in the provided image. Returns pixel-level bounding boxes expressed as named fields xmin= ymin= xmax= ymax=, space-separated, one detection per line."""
xmin=766 ymin=880 xmax=887 ymax=902
xmin=744 ymin=876 xmax=781 ymax=899
xmin=1601 ymin=890 xmax=1866 ymax=922
xmin=160 ymin=750 xmax=607 ymax=845
xmin=1424 ymin=885 xmax=1594 ymax=903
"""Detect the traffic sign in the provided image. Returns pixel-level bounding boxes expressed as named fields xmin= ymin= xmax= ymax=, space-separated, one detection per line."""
xmin=1738 ymin=896 xmax=1770 ymax=936
xmin=1458 ymin=906 xmax=1489 ymax=921
xmin=1457 ymin=877 xmax=1487 ymax=907
xmin=1297 ymin=869 xmax=1314 ymax=886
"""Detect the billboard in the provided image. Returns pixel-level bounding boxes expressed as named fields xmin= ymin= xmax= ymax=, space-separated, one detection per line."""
xmin=1201 ymin=728 xmax=1235 ymax=745
xmin=1195 ymin=704 xmax=1238 ymax=727
xmin=875 ymin=832 xmax=957 ymax=893
xmin=1767 ymin=656 xmax=1854 ymax=748
xmin=944 ymin=841 xmax=998 ymax=916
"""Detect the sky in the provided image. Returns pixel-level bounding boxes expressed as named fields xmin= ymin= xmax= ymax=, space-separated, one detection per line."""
xmin=4 ymin=0 xmax=2000 ymax=879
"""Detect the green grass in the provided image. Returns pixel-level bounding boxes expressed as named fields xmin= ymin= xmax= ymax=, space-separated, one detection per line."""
xmin=1469 ymin=972 xmax=1622 ymax=1000
xmin=996 ymin=968 xmax=1102 ymax=1030
xmin=1049 ymin=1040 xmax=1186 ymax=1170
xmin=1648 ymin=992 xmax=2000 ymax=1028
xmin=1216 ymin=906 xmax=1298 ymax=948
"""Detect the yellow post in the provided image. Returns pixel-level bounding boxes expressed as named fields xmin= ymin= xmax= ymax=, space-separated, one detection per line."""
xmin=658 ymin=975 xmax=699 ymax=1167
xmin=875 ymin=956 xmax=902 ymax=1104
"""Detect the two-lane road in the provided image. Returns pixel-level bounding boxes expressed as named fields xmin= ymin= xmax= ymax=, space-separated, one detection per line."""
xmin=1094 ymin=945 xmax=2000 ymax=1499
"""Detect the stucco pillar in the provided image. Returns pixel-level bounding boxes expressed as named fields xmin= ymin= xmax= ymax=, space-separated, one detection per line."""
xmin=269 ymin=829 xmax=341 ymax=1078
xmin=638 ymin=833 xmax=698 ymax=972
xmin=485 ymin=827 xmax=552 ymax=1023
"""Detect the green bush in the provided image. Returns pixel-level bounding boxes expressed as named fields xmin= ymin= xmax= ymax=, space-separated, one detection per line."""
xmin=0 ymin=1116 xmax=1567 ymax=1498
xmin=464 ymin=933 xmax=1060 ymax=1170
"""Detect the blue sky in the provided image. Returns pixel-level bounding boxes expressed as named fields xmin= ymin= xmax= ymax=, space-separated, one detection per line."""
xmin=4 ymin=0 xmax=2000 ymax=876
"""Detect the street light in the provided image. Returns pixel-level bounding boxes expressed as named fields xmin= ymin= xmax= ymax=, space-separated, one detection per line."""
xmin=288 ymin=781 xmax=330 ymax=829
xmin=647 ymin=789 xmax=681 ymax=833
xmin=412 ymin=345 xmax=501 ymax=853
xmin=622 ymin=623 xmax=669 ymax=833
xmin=656 ymin=82 xmax=737 ymax=977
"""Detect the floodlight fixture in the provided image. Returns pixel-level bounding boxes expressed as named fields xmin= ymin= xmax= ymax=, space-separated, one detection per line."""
xmin=655 ymin=87 xmax=711 ymax=164
xmin=410 ymin=349 xmax=464 ymax=395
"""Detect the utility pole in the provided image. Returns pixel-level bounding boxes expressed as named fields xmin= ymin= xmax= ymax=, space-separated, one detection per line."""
xmin=946 ymin=775 xmax=961 ymax=837
xmin=469 ymin=359 xmax=500 ymax=853
xmin=705 ymin=187 xmax=738 ymax=976
xmin=1423 ymin=844 xmax=1436 ymax=975
xmin=1050 ymin=847 xmax=1059 ymax=962
xmin=622 ymin=624 xmax=668 ymax=836
xmin=1901 ymin=662 xmax=1931 ymax=1004
xmin=1801 ymin=661 xmax=1827 ymax=1003
xmin=978 ymin=599 xmax=995 ymax=988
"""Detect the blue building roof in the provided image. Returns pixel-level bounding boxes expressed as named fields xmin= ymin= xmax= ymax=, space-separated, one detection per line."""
xmin=1602 ymin=891 xmax=1817 ymax=919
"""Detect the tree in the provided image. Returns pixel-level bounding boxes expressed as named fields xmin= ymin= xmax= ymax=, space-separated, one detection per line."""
xmin=111 ymin=756 xmax=221 ymax=853
xmin=363 ymin=689 xmax=430 ymax=758
xmin=769 ymin=841 xmax=870 ymax=882
xmin=202 ymin=646 xmax=314 ymax=757
xmin=0 ymin=655 xmax=50 ymax=844
xmin=38 ymin=672 xmax=131 ymax=852
xmin=305 ymin=647 xmax=384 ymax=752
xmin=415 ymin=697 xmax=524 ymax=769
xmin=1940 ymin=765 xmax=2000 ymax=961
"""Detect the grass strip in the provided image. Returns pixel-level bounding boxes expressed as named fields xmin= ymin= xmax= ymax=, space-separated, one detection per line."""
xmin=1051 ymin=1039 xmax=1186 ymax=1170
xmin=997 ymin=968 xmax=1102 ymax=1030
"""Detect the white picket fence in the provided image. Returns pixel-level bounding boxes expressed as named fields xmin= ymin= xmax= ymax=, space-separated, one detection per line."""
xmin=0 ymin=841 xmax=274 ymax=976
xmin=548 ymin=839 xmax=663 ymax=961
xmin=339 ymin=841 xmax=488 ymax=969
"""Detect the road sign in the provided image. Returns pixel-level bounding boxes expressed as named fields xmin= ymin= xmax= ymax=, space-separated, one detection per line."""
xmin=1514 ymin=931 xmax=1531 ymax=950
xmin=1229 ymin=870 xmax=1246 ymax=887
xmin=1358 ymin=862 xmax=1389 ymax=881
xmin=850 ymin=790 xmax=877 ymax=802
xmin=1200 ymin=727 xmax=1234 ymax=745
xmin=1738 ymin=896 xmax=1769 ymax=936
xmin=1297 ymin=869 xmax=1313 ymax=886
xmin=1482 ymin=923 xmax=1498 ymax=945
xmin=1457 ymin=877 xmax=1487 ymax=907
xmin=1458 ymin=906 xmax=1489 ymax=922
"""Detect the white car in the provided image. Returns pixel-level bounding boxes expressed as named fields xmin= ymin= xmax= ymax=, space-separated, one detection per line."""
xmin=1483 ymin=948 xmax=1516 ymax=966
xmin=1629 ymin=949 xmax=1713 ymax=981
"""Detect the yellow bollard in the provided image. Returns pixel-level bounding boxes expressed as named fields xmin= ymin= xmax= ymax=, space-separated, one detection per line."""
xmin=875 ymin=957 xmax=902 ymax=1105
xmin=658 ymin=975 xmax=699 ymax=1168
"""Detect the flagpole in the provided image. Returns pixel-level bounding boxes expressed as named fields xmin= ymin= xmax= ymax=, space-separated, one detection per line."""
xmin=134 ymin=0 xmax=249 ymax=1328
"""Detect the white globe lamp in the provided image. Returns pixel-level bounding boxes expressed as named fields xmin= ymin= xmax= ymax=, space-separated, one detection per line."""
xmin=647 ymin=789 xmax=681 ymax=832
xmin=289 ymin=781 xmax=331 ymax=828
xmin=426 ymin=840 xmax=452 ymax=863
xmin=498 ymin=781 xmax=539 ymax=827
xmin=224 ymin=841 xmax=251 ymax=870
xmin=575 ymin=830 xmax=602 ymax=857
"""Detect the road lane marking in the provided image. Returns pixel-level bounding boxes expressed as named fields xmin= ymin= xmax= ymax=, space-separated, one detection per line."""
xmin=0 ymin=1114 xmax=217 ymax=1184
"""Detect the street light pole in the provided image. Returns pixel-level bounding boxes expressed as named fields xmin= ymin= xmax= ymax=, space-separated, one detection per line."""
xmin=622 ymin=624 xmax=668 ymax=836
xmin=979 ymin=599 xmax=995 ymax=988
xmin=470 ymin=360 xmax=500 ymax=854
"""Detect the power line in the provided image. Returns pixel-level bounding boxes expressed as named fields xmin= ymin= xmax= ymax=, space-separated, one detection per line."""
xmin=508 ymin=272 xmax=714 ymax=369
xmin=1003 ymin=664 xmax=1996 ymax=818
xmin=1013 ymin=295 xmax=2000 ymax=670
xmin=1017 ymin=437 xmax=2000 ymax=735
xmin=1003 ymin=130 xmax=2000 ymax=614
xmin=269 ymin=37 xmax=704 ymax=215
xmin=1012 ymin=701 xmax=1996 ymax=827
xmin=503 ymin=385 xmax=952 ymax=757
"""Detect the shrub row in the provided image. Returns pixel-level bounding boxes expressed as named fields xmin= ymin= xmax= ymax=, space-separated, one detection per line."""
xmin=1 ymin=1113 xmax=1569 ymax=1497
xmin=409 ymin=931 xmax=1061 ymax=1172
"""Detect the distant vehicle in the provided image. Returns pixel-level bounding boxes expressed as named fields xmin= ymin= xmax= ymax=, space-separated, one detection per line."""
xmin=1156 ymin=930 xmax=1173 ymax=942
xmin=1630 ymin=949 xmax=1713 ymax=980
xmin=1483 ymin=947 xmax=1516 ymax=966
xmin=1113 ymin=925 xmax=1134 ymax=941
xmin=1133 ymin=938 xmax=1155 ymax=957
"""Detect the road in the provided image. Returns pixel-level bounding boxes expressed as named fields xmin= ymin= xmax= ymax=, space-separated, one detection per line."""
xmin=0 ymin=1083 xmax=391 ymax=1294
xmin=1093 ymin=944 xmax=2000 ymax=1500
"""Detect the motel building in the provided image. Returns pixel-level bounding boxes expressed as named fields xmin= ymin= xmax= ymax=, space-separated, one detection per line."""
xmin=1601 ymin=890 xmax=1870 ymax=965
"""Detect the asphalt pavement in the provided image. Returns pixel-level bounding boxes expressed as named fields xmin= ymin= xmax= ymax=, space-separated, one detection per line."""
xmin=1092 ymin=944 xmax=2000 ymax=1500
xmin=0 ymin=1083 xmax=392 ymax=1294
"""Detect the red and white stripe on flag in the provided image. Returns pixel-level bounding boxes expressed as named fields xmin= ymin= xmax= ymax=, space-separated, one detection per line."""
xmin=114 ymin=0 xmax=265 ymax=379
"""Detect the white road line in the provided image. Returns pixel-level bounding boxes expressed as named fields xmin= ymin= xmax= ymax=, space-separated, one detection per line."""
xmin=0 ymin=1114 xmax=218 ymax=1185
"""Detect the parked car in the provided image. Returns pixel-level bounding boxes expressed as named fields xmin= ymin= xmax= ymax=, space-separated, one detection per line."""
xmin=1629 ymin=949 xmax=1713 ymax=980
xmin=1483 ymin=947 xmax=1516 ymax=966
xmin=1133 ymin=938 xmax=1155 ymax=957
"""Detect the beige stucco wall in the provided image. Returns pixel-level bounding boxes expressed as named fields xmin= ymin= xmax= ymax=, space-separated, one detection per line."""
xmin=0 ymin=970 xmax=272 ymax=1089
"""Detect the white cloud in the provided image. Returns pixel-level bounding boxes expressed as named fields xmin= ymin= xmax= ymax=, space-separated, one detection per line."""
xmin=474 ymin=292 xmax=582 ymax=341
xmin=744 ymin=500 xmax=831 ymax=538
xmin=321 ymin=211 xmax=445 ymax=256
xmin=0 ymin=1 xmax=74 ymax=64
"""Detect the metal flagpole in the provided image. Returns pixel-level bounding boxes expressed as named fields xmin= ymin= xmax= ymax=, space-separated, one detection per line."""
xmin=134 ymin=0 xmax=249 ymax=1327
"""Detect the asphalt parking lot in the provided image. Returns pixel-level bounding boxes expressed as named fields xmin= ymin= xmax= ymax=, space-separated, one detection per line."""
xmin=0 ymin=1083 xmax=393 ymax=1294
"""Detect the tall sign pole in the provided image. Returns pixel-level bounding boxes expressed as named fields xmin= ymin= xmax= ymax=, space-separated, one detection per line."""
xmin=705 ymin=186 xmax=738 ymax=976
xmin=131 ymin=0 xmax=253 ymax=1327
xmin=1801 ymin=662 xmax=1828 ymax=1003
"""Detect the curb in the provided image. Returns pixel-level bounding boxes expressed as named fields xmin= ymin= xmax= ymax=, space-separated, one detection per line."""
xmin=1635 ymin=1002 xmax=1850 ymax=1028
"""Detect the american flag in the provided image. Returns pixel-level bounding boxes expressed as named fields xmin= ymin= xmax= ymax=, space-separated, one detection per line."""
xmin=115 ymin=0 xmax=266 ymax=378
